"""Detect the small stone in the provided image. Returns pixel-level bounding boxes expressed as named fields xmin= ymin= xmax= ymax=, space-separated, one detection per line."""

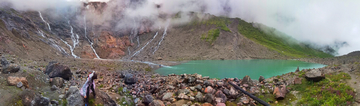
xmin=17 ymin=82 xmax=23 ymax=88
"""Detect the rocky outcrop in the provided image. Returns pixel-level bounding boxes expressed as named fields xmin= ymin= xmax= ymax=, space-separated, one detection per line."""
xmin=50 ymin=77 xmax=64 ymax=88
xmin=97 ymin=90 xmax=117 ymax=106
xmin=7 ymin=76 xmax=29 ymax=88
xmin=66 ymin=86 xmax=84 ymax=106
xmin=20 ymin=90 xmax=50 ymax=106
xmin=45 ymin=62 xmax=72 ymax=80
xmin=305 ymin=69 xmax=325 ymax=82
xmin=1 ymin=57 xmax=20 ymax=73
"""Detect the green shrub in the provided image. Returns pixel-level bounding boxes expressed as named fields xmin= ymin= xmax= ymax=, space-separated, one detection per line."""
xmin=289 ymin=72 xmax=354 ymax=105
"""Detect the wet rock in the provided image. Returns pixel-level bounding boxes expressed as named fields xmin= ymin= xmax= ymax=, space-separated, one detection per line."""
xmin=293 ymin=78 xmax=302 ymax=85
xmin=195 ymin=92 xmax=204 ymax=102
xmin=273 ymin=85 xmax=287 ymax=100
xmin=143 ymin=95 xmax=154 ymax=105
xmin=241 ymin=75 xmax=253 ymax=86
xmin=259 ymin=76 xmax=265 ymax=83
xmin=45 ymin=62 xmax=72 ymax=80
xmin=50 ymin=77 xmax=64 ymax=88
xmin=65 ymin=86 xmax=84 ymax=106
xmin=205 ymin=86 xmax=215 ymax=94
xmin=204 ymin=93 xmax=214 ymax=104
xmin=305 ymin=69 xmax=325 ymax=82
xmin=2 ymin=64 xmax=20 ymax=73
xmin=124 ymin=73 xmax=137 ymax=84
xmin=150 ymin=100 xmax=165 ymax=106
xmin=7 ymin=76 xmax=29 ymax=88
xmin=162 ymin=92 xmax=173 ymax=101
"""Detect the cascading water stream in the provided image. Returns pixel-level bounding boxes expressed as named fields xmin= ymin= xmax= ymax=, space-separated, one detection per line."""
xmin=65 ymin=21 xmax=80 ymax=58
xmin=38 ymin=11 xmax=51 ymax=31
xmin=153 ymin=25 xmax=168 ymax=54
xmin=83 ymin=15 xmax=100 ymax=59
xmin=130 ymin=32 xmax=159 ymax=58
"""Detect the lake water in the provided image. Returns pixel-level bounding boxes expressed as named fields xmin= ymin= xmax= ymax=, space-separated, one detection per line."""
xmin=156 ymin=60 xmax=326 ymax=79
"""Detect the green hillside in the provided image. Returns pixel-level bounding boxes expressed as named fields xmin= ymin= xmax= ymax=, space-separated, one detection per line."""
xmin=237 ymin=19 xmax=333 ymax=58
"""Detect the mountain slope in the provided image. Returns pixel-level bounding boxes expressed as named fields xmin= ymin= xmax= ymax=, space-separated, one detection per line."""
xmin=128 ymin=16 xmax=333 ymax=61
xmin=237 ymin=19 xmax=333 ymax=58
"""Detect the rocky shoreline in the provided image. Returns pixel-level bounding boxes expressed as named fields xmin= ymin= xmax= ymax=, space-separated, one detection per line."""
xmin=0 ymin=53 xmax=359 ymax=106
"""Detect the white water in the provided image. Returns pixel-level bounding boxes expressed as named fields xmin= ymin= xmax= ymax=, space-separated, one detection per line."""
xmin=38 ymin=11 xmax=51 ymax=31
xmin=152 ymin=26 xmax=168 ymax=54
xmin=37 ymin=30 xmax=45 ymax=38
xmin=137 ymin=35 xmax=140 ymax=48
xmin=63 ymin=21 xmax=80 ymax=58
xmin=130 ymin=32 xmax=159 ymax=58
xmin=60 ymin=38 xmax=78 ymax=58
xmin=83 ymin=15 xmax=100 ymax=59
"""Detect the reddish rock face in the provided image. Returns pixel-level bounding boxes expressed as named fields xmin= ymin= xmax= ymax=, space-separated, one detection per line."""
xmin=95 ymin=31 xmax=132 ymax=59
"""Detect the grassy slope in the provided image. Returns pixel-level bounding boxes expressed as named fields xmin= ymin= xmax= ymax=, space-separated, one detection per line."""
xmin=237 ymin=19 xmax=333 ymax=58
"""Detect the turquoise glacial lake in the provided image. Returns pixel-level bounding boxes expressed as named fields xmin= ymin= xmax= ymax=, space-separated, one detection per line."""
xmin=156 ymin=60 xmax=326 ymax=79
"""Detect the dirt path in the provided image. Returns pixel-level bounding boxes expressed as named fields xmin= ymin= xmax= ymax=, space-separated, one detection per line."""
xmin=342 ymin=64 xmax=360 ymax=105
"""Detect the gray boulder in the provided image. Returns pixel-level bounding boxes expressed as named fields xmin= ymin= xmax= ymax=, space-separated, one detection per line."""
xmin=45 ymin=62 xmax=72 ymax=80
xmin=124 ymin=73 xmax=137 ymax=84
xmin=195 ymin=92 xmax=204 ymax=102
xmin=305 ymin=69 xmax=325 ymax=82
xmin=162 ymin=92 xmax=173 ymax=101
xmin=2 ymin=64 xmax=20 ymax=73
xmin=50 ymin=77 xmax=64 ymax=88
xmin=241 ymin=75 xmax=253 ymax=86
xmin=66 ymin=86 xmax=84 ymax=106
xmin=204 ymin=93 xmax=214 ymax=104
xmin=259 ymin=76 xmax=265 ymax=83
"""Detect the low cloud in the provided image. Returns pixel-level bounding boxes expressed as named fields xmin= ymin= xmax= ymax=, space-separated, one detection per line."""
xmin=1 ymin=0 xmax=359 ymax=55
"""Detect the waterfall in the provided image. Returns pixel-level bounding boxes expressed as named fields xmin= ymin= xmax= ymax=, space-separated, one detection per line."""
xmin=83 ymin=15 xmax=100 ymax=59
xmin=130 ymin=32 xmax=159 ymax=58
xmin=153 ymin=22 xmax=170 ymax=54
xmin=38 ymin=11 xmax=51 ymax=31
xmin=60 ymin=39 xmax=78 ymax=58
xmin=37 ymin=30 xmax=45 ymax=38
xmin=64 ymin=21 xmax=80 ymax=58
